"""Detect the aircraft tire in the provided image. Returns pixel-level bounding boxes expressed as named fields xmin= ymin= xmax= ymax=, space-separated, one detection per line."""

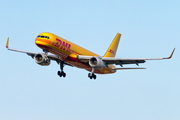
xmin=63 ymin=72 xmax=66 ymax=77
xmin=88 ymin=73 xmax=91 ymax=77
xmin=94 ymin=75 xmax=96 ymax=79
xmin=57 ymin=71 xmax=60 ymax=75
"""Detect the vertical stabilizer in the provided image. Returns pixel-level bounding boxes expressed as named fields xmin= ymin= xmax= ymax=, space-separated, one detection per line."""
xmin=103 ymin=33 xmax=121 ymax=57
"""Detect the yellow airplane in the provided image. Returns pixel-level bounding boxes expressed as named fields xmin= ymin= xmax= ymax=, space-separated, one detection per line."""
xmin=6 ymin=32 xmax=175 ymax=79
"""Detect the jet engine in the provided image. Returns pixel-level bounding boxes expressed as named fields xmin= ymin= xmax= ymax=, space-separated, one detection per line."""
xmin=89 ymin=56 xmax=106 ymax=68
xmin=34 ymin=53 xmax=50 ymax=66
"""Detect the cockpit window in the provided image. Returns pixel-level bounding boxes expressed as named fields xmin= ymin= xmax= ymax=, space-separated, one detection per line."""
xmin=37 ymin=35 xmax=50 ymax=39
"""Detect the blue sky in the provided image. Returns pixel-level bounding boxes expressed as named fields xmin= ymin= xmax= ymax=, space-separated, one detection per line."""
xmin=1 ymin=0 xmax=180 ymax=120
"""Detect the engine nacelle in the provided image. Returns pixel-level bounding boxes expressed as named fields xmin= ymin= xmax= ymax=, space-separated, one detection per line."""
xmin=34 ymin=53 xmax=50 ymax=66
xmin=89 ymin=56 xmax=106 ymax=68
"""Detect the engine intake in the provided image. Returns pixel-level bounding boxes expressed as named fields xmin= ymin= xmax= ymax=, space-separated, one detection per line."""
xmin=34 ymin=53 xmax=50 ymax=66
xmin=89 ymin=56 xmax=106 ymax=68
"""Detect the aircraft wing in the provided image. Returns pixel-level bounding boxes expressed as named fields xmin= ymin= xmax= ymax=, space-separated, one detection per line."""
xmin=5 ymin=37 xmax=67 ymax=64
xmin=78 ymin=48 xmax=175 ymax=66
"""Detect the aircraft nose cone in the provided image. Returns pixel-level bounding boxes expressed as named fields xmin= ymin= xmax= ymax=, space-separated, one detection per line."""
xmin=35 ymin=37 xmax=52 ymax=50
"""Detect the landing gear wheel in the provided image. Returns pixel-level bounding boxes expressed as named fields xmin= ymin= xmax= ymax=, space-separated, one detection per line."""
xmin=57 ymin=71 xmax=66 ymax=77
xmin=57 ymin=71 xmax=61 ymax=75
xmin=88 ymin=73 xmax=91 ymax=77
xmin=62 ymin=72 xmax=66 ymax=77
xmin=94 ymin=74 xmax=97 ymax=79
xmin=88 ymin=73 xmax=97 ymax=80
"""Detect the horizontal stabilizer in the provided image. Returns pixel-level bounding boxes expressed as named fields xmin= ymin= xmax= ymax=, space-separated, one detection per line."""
xmin=113 ymin=68 xmax=146 ymax=70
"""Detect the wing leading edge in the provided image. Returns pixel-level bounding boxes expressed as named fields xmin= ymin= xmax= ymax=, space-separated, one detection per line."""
xmin=78 ymin=48 xmax=175 ymax=67
xmin=5 ymin=37 xmax=62 ymax=63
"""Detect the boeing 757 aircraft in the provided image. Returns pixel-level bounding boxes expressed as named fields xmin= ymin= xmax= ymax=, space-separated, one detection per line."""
xmin=6 ymin=32 xmax=175 ymax=79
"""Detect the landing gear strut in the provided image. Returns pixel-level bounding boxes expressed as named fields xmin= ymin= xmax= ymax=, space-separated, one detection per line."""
xmin=57 ymin=61 xmax=66 ymax=77
xmin=88 ymin=68 xmax=97 ymax=79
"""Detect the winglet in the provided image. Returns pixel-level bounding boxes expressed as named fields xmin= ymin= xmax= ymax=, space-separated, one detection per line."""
xmin=163 ymin=48 xmax=175 ymax=59
xmin=6 ymin=37 xmax=10 ymax=49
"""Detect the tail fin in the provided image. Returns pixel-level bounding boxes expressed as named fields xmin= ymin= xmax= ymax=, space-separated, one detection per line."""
xmin=103 ymin=33 xmax=121 ymax=57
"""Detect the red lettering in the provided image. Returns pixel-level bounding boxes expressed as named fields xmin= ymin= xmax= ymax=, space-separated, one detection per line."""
xmin=109 ymin=49 xmax=115 ymax=55
xmin=55 ymin=38 xmax=71 ymax=53
xmin=60 ymin=41 xmax=68 ymax=50
xmin=55 ymin=38 xmax=62 ymax=47
xmin=66 ymin=44 xmax=71 ymax=52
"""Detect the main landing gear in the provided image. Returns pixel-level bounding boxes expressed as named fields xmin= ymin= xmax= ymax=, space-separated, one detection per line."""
xmin=88 ymin=73 xmax=97 ymax=79
xmin=42 ymin=49 xmax=66 ymax=78
xmin=88 ymin=68 xmax=97 ymax=79
xmin=57 ymin=61 xmax=66 ymax=77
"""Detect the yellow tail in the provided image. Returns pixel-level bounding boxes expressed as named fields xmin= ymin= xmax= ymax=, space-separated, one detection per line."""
xmin=103 ymin=33 xmax=121 ymax=57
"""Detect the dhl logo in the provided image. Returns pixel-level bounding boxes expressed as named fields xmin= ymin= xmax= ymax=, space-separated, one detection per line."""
xmin=55 ymin=38 xmax=71 ymax=52
xmin=108 ymin=49 xmax=115 ymax=55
